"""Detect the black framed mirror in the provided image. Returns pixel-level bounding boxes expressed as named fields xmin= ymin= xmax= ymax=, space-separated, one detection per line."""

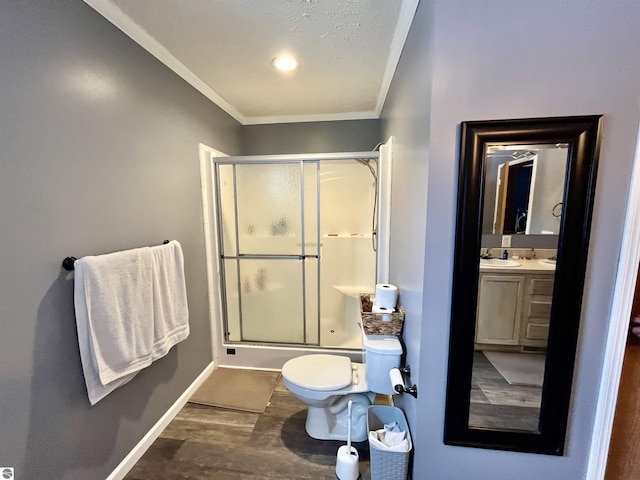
xmin=444 ymin=116 xmax=602 ymax=455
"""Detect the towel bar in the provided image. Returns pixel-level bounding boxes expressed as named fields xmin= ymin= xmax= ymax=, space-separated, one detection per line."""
xmin=62 ymin=240 xmax=171 ymax=271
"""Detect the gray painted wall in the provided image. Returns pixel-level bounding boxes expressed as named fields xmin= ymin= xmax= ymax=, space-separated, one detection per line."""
xmin=378 ymin=0 xmax=435 ymax=453
xmin=382 ymin=0 xmax=640 ymax=478
xmin=241 ymin=120 xmax=381 ymax=155
xmin=0 ymin=2 xmax=241 ymax=479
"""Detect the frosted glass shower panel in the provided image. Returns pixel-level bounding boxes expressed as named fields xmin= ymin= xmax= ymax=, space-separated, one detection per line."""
xmin=217 ymin=164 xmax=238 ymax=256
xmin=236 ymin=163 xmax=302 ymax=255
xmin=303 ymin=162 xmax=319 ymax=256
xmin=319 ymin=160 xmax=376 ymax=235
xmin=239 ymin=259 xmax=305 ymax=343
xmin=304 ymin=258 xmax=319 ymax=345
xmin=222 ymin=259 xmax=241 ymax=342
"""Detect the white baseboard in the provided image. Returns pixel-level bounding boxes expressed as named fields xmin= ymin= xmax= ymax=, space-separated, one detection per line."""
xmin=106 ymin=361 xmax=216 ymax=480
xmin=217 ymin=364 xmax=281 ymax=372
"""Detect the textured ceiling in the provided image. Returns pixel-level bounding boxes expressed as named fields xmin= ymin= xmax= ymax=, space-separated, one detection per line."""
xmin=87 ymin=0 xmax=418 ymax=124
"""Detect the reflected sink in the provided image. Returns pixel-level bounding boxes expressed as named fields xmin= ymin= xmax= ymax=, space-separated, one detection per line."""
xmin=480 ymin=258 xmax=521 ymax=267
xmin=539 ymin=259 xmax=557 ymax=267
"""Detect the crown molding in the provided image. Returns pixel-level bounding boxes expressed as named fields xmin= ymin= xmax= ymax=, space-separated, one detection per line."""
xmin=375 ymin=0 xmax=420 ymax=115
xmin=84 ymin=0 xmax=247 ymax=124
xmin=242 ymin=110 xmax=380 ymax=126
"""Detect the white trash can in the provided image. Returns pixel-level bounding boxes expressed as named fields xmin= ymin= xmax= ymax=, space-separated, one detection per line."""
xmin=367 ymin=406 xmax=412 ymax=480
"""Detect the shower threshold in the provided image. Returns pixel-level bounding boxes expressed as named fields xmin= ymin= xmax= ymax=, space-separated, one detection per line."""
xmin=217 ymin=342 xmax=364 ymax=370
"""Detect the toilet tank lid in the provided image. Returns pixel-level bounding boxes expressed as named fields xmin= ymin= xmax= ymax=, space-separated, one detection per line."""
xmin=281 ymin=354 xmax=352 ymax=391
xmin=362 ymin=334 xmax=403 ymax=354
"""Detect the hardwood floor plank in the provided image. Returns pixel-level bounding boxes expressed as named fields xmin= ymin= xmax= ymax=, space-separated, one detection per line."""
xmin=125 ymin=371 xmax=372 ymax=479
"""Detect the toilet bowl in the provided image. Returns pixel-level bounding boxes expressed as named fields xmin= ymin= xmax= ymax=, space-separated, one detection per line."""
xmin=281 ymin=333 xmax=403 ymax=442
xmin=282 ymin=354 xmax=372 ymax=441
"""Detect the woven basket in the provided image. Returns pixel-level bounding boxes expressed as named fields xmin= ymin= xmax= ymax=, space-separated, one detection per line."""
xmin=360 ymin=293 xmax=405 ymax=336
xmin=368 ymin=406 xmax=412 ymax=480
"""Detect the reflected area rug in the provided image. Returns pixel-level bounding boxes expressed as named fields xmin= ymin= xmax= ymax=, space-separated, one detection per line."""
xmin=483 ymin=351 xmax=545 ymax=387
xmin=189 ymin=367 xmax=281 ymax=413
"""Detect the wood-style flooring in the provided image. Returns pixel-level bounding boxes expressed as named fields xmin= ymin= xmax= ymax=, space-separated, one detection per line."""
xmin=125 ymin=377 xmax=372 ymax=479
xmin=469 ymin=352 xmax=542 ymax=432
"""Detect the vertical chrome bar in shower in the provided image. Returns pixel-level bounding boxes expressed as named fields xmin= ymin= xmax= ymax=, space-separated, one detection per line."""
xmin=213 ymin=163 xmax=229 ymax=341
xmin=316 ymin=161 xmax=321 ymax=346
xmin=232 ymin=164 xmax=244 ymax=342
xmin=299 ymin=160 xmax=307 ymax=345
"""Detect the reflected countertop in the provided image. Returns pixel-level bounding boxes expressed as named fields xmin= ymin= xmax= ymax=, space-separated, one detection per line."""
xmin=479 ymin=259 xmax=556 ymax=274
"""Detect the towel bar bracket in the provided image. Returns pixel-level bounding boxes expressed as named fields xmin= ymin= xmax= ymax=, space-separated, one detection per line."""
xmin=62 ymin=257 xmax=77 ymax=271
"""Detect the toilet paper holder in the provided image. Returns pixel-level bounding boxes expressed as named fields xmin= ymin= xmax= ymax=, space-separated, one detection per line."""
xmin=391 ymin=366 xmax=418 ymax=398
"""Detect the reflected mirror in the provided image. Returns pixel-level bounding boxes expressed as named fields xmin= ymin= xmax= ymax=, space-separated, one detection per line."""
xmin=483 ymin=144 xmax=568 ymax=235
xmin=445 ymin=116 xmax=602 ymax=455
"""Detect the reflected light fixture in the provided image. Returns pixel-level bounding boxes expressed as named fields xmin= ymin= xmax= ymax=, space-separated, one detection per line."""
xmin=272 ymin=54 xmax=298 ymax=72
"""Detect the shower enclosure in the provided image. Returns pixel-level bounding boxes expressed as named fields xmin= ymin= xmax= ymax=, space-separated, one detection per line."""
xmin=213 ymin=152 xmax=382 ymax=352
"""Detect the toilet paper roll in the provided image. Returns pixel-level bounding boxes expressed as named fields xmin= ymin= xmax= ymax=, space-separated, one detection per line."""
xmin=389 ymin=368 xmax=404 ymax=395
xmin=375 ymin=284 xmax=398 ymax=309
xmin=372 ymin=304 xmax=394 ymax=322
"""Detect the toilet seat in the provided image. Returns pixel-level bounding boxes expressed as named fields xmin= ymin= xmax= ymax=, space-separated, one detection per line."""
xmin=281 ymin=354 xmax=352 ymax=391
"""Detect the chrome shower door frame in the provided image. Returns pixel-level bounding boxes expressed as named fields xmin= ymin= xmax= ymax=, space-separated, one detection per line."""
xmin=213 ymin=152 xmax=379 ymax=347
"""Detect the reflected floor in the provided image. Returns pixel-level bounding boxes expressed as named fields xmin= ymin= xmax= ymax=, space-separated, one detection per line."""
xmin=469 ymin=351 xmax=542 ymax=432
xmin=125 ymin=378 xmax=371 ymax=479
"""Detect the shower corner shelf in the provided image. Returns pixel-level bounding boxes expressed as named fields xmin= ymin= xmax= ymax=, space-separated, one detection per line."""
xmin=360 ymin=293 xmax=405 ymax=337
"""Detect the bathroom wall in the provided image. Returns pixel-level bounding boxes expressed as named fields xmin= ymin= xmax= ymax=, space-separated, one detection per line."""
xmin=241 ymin=119 xmax=382 ymax=155
xmin=382 ymin=0 xmax=640 ymax=478
xmin=379 ymin=0 xmax=435 ymax=462
xmin=0 ymin=2 xmax=241 ymax=479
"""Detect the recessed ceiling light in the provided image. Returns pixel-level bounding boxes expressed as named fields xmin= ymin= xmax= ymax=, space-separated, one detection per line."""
xmin=272 ymin=55 xmax=298 ymax=72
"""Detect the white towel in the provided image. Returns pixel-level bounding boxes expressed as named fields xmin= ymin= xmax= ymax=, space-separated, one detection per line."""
xmin=150 ymin=240 xmax=190 ymax=360
xmin=74 ymin=247 xmax=154 ymax=405
xmin=74 ymin=242 xmax=191 ymax=405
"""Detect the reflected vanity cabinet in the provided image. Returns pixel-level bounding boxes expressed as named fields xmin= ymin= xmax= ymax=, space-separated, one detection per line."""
xmin=475 ymin=270 xmax=554 ymax=350
xmin=476 ymin=274 xmax=525 ymax=345
xmin=520 ymin=276 xmax=553 ymax=347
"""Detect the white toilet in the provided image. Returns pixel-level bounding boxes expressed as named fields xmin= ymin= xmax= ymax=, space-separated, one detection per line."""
xmin=281 ymin=332 xmax=403 ymax=442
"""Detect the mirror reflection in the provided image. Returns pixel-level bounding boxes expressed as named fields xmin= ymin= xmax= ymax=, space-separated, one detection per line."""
xmin=483 ymin=145 xmax=568 ymax=235
xmin=469 ymin=143 xmax=568 ymax=433
xmin=445 ymin=115 xmax=602 ymax=454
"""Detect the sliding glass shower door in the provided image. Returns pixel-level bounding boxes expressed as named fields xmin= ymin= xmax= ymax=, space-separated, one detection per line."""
xmin=215 ymin=155 xmax=377 ymax=348
xmin=217 ymin=161 xmax=320 ymax=345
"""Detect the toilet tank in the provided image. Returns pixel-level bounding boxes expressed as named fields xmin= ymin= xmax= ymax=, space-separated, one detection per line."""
xmin=362 ymin=332 xmax=403 ymax=395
